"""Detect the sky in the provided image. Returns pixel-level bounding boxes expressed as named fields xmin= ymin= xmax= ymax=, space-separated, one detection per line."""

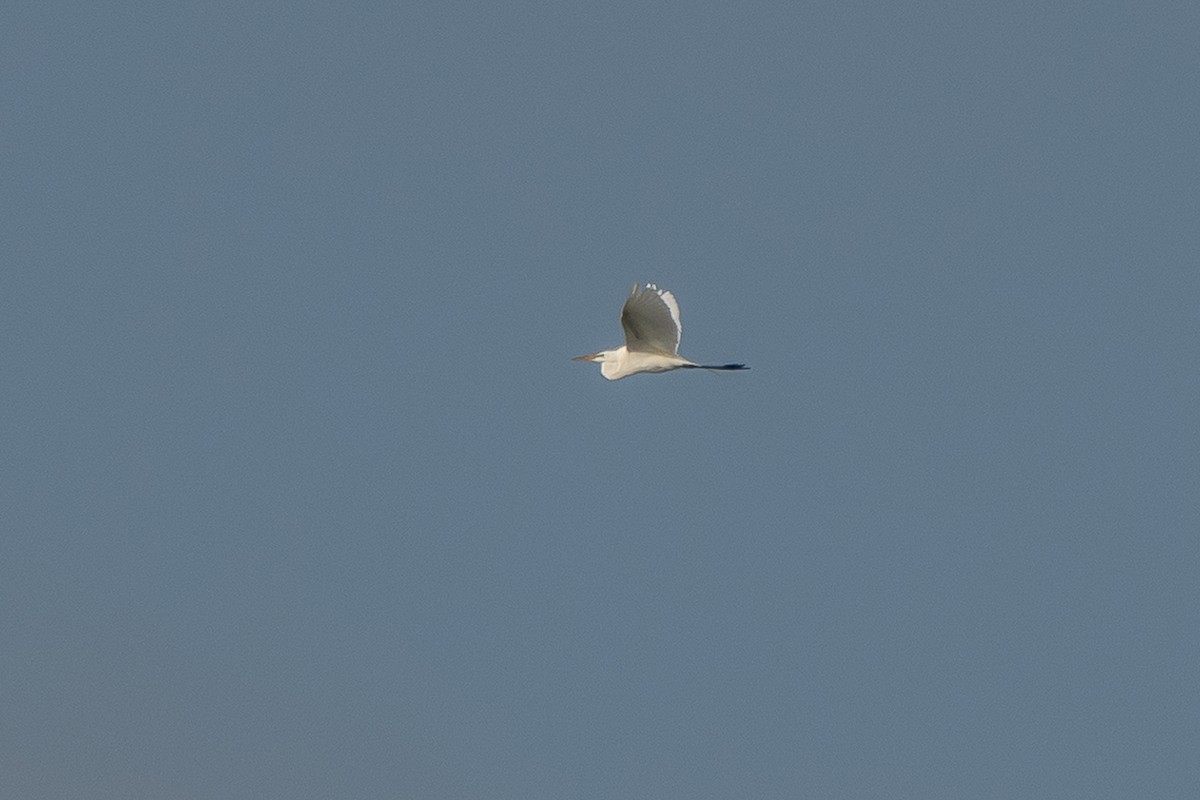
xmin=2 ymin=1 xmax=1197 ymax=798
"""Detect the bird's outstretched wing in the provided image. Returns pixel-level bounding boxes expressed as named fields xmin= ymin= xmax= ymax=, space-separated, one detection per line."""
xmin=620 ymin=283 xmax=682 ymax=355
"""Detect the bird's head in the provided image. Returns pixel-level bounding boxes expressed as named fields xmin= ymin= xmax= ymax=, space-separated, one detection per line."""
xmin=573 ymin=349 xmax=626 ymax=380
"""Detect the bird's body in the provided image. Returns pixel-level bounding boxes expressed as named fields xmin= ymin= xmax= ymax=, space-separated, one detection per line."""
xmin=574 ymin=283 xmax=748 ymax=380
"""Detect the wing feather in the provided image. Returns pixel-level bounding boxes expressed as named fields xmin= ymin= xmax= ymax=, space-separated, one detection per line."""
xmin=620 ymin=283 xmax=682 ymax=355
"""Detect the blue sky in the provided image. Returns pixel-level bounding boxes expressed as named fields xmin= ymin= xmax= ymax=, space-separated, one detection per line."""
xmin=3 ymin=2 xmax=1197 ymax=798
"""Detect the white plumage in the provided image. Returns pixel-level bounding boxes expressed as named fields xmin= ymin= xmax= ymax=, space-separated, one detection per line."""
xmin=574 ymin=283 xmax=748 ymax=380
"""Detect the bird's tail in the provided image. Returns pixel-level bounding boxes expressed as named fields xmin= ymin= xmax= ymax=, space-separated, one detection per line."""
xmin=681 ymin=363 xmax=749 ymax=371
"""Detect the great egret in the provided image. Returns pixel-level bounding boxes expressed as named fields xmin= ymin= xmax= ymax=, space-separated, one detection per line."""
xmin=574 ymin=283 xmax=749 ymax=380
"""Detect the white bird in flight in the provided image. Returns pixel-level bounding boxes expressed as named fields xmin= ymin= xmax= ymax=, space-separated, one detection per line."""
xmin=574 ymin=283 xmax=749 ymax=380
